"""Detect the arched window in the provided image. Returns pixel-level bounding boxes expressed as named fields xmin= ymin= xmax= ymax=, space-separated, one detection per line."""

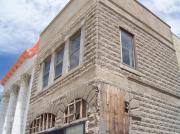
xmin=64 ymin=98 xmax=86 ymax=123
xmin=30 ymin=113 xmax=56 ymax=134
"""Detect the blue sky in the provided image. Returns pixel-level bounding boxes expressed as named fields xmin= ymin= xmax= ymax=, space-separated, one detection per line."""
xmin=0 ymin=0 xmax=180 ymax=93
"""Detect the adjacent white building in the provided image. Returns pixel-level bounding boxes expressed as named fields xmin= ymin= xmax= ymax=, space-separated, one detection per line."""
xmin=0 ymin=42 xmax=39 ymax=134
xmin=0 ymin=92 xmax=2 ymax=103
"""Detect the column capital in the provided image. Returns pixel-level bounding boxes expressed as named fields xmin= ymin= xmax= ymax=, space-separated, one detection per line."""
xmin=20 ymin=74 xmax=30 ymax=81
xmin=11 ymin=84 xmax=19 ymax=95
xmin=20 ymin=74 xmax=30 ymax=87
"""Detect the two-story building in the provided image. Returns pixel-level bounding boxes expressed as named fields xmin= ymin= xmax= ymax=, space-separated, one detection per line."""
xmin=0 ymin=42 xmax=39 ymax=134
xmin=25 ymin=0 xmax=180 ymax=134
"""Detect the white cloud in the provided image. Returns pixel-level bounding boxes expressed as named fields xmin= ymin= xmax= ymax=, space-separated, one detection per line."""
xmin=0 ymin=0 xmax=70 ymax=54
xmin=0 ymin=0 xmax=179 ymax=55
xmin=139 ymin=0 xmax=180 ymax=36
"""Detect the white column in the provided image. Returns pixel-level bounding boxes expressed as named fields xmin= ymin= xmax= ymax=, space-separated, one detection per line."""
xmin=48 ymin=53 xmax=55 ymax=85
xmin=22 ymin=69 xmax=35 ymax=134
xmin=11 ymin=75 xmax=29 ymax=134
xmin=0 ymin=92 xmax=9 ymax=133
xmin=2 ymin=86 xmax=19 ymax=134
xmin=62 ymin=39 xmax=70 ymax=75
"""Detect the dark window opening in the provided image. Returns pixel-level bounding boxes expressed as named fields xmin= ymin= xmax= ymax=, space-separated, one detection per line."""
xmin=55 ymin=47 xmax=64 ymax=79
xmin=43 ymin=57 xmax=51 ymax=88
xmin=30 ymin=113 xmax=56 ymax=134
xmin=125 ymin=101 xmax=129 ymax=113
xmin=120 ymin=30 xmax=135 ymax=68
xmin=64 ymin=99 xmax=86 ymax=123
xmin=69 ymin=31 xmax=81 ymax=70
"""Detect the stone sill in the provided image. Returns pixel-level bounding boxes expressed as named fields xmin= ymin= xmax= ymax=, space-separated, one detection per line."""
xmin=120 ymin=63 xmax=144 ymax=77
xmin=37 ymin=64 xmax=83 ymax=96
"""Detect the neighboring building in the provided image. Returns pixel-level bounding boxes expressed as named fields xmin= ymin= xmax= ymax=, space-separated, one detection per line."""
xmin=25 ymin=0 xmax=180 ymax=134
xmin=0 ymin=93 xmax=2 ymax=103
xmin=0 ymin=42 xmax=39 ymax=134
xmin=173 ymin=34 xmax=180 ymax=70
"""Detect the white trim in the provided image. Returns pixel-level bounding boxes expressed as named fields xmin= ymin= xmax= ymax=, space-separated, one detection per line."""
xmin=49 ymin=53 xmax=56 ymax=85
xmin=79 ymin=26 xmax=85 ymax=64
xmin=62 ymin=39 xmax=70 ymax=75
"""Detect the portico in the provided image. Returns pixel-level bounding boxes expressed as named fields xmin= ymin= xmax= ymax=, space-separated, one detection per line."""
xmin=0 ymin=73 xmax=33 ymax=134
xmin=0 ymin=42 xmax=38 ymax=134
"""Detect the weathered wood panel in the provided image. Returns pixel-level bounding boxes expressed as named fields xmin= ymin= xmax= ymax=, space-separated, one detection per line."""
xmin=101 ymin=85 xmax=128 ymax=134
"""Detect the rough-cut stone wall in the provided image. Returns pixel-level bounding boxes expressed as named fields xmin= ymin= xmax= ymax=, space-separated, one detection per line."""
xmin=95 ymin=1 xmax=180 ymax=134
xmin=26 ymin=0 xmax=180 ymax=134
xmin=26 ymin=1 xmax=99 ymax=133
xmin=173 ymin=34 xmax=180 ymax=71
xmin=30 ymin=2 xmax=98 ymax=100
xmin=26 ymin=82 xmax=99 ymax=134
xmin=130 ymin=90 xmax=180 ymax=134
xmin=96 ymin=2 xmax=180 ymax=97
xmin=96 ymin=80 xmax=180 ymax=134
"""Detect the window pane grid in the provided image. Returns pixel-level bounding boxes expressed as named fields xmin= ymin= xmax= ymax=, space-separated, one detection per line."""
xmin=55 ymin=62 xmax=63 ymax=78
xmin=69 ymin=31 xmax=81 ymax=70
xmin=69 ymin=50 xmax=80 ymax=70
xmin=55 ymin=47 xmax=64 ymax=79
xmin=43 ymin=58 xmax=51 ymax=88
xmin=64 ymin=99 xmax=86 ymax=124
xmin=121 ymin=30 xmax=135 ymax=68
xmin=30 ymin=113 xmax=56 ymax=134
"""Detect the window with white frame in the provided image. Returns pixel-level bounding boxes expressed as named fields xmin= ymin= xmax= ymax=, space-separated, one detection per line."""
xmin=69 ymin=31 xmax=81 ymax=70
xmin=64 ymin=99 xmax=86 ymax=123
xmin=55 ymin=46 xmax=64 ymax=79
xmin=120 ymin=29 xmax=135 ymax=68
xmin=43 ymin=57 xmax=51 ymax=88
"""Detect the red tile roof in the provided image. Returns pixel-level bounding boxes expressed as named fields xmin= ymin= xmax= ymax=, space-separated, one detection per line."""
xmin=0 ymin=39 xmax=40 ymax=85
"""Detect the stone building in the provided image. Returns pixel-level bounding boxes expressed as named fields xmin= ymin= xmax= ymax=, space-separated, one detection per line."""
xmin=25 ymin=0 xmax=180 ymax=134
xmin=173 ymin=34 xmax=180 ymax=70
xmin=0 ymin=42 xmax=39 ymax=134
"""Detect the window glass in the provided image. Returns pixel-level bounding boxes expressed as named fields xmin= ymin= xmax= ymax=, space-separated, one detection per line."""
xmin=69 ymin=32 xmax=81 ymax=70
xmin=65 ymin=124 xmax=84 ymax=134
xmin=121 ymin=30 xmax=135 ymax=68
xmin=55 ymin=47 xmax=64 ymax=78
xmin=42 ymin=124 xmax=84 ymax=134
xmin=43 ymin=58 xmax=51 ymax=88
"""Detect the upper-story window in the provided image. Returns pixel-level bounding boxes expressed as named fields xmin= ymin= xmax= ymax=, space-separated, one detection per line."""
xmin=55 ymin=46 xmax=64 ymax=79
xmin=29 ymin=113 xmax=56 ymax=134
xmin=64 ymin=98 xmax=86 ymax=123
xmin=69 ymin=31 xmax=81 ymax=70
xmin=120 ymin=29 xmax=135 ymax=68
xmin=43 ymin=57 xmax=51 ymax=88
